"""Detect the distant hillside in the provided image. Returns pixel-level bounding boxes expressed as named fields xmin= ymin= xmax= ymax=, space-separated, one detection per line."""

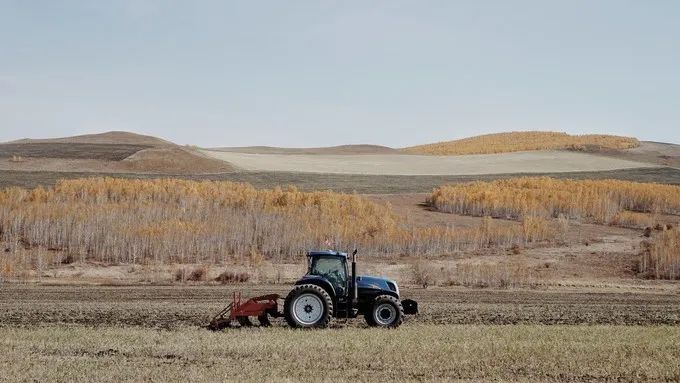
xmin=1 ymin=131 xmax=233 ymax=174
xmin=212 ymin=144 xmax=398 ymax=155
xmin=8 ymin=131 xmax=173 ymax=147
xmin=403 ymin=132 xmax=640 ymax=155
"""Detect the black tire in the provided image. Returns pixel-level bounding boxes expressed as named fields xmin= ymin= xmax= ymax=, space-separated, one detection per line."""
xmin=284 ymin=284 xmax=333 ymax=328
xmin=368 ymin=295 xmax=404 ymax=328
xmin=364 ymin=307 xmax=377 ymax=326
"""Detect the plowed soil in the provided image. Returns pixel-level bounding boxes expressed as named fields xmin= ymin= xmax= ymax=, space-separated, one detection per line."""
xmin=2 ymin=285 xmax=678 ymax=329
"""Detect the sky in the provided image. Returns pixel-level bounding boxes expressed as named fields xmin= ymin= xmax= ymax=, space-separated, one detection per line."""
xmin=1 ymin=1 xmax=679 ymax=147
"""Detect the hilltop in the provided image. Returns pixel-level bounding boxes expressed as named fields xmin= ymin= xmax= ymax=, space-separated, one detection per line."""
xmin=8 ymin=131 xmax=174 ymax=147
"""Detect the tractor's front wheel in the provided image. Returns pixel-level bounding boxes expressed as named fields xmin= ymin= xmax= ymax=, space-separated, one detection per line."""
xmin=366 ymin=295 xmax=404 ymax=328
xmin=284 ymin=284 xmax=333 ymax=328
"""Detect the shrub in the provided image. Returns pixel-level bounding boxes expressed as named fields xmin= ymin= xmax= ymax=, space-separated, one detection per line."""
xmin=174 ymin=268 xmax=188 ymax=282
xmin=639 ymin=228 xmax=680 ymax=280
xmin=188 ymin=267 xmax=207 ymax=281
xmin=453 ymin=261 xmax=533 ymax=288
xmin=174 ymin=267 xmax=207 ymax=282
xmin=412 ymin=261 xmax=437 ymax=288
xmin=215 ymin=270 xmax=250 ymax=284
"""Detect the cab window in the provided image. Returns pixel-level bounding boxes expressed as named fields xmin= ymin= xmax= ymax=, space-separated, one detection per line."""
xmin=309 ymin=256 xmax=347 ymax=292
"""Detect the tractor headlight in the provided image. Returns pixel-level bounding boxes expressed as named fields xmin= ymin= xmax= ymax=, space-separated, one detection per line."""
xmin=387 ymin=281 xmax=399 ymax=296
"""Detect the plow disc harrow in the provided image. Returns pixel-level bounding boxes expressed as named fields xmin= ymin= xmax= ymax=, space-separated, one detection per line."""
xmin=208 ymin=292 xmax=281 ymax=330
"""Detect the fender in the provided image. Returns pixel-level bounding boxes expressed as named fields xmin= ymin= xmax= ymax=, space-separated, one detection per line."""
xmin=295 ymin=275 xmax=336 ymax=299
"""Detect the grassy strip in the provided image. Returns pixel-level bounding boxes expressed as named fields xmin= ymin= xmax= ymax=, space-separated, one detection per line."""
xmin=1 ymin=167 xmax=680 ymax=193
xmin=1 ymin=325 xmax=679 ymax=382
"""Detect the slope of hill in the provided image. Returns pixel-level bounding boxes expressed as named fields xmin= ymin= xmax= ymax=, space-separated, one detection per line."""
xmin=403 ymin=131 xmax=640 ymax=155
xmin=586 ymin=141 xmax=680 ymax=169
xmin=120 ymin=147 xmax=233 ymax=173
xmin=0 ymin=131 xmax=233 ymax=174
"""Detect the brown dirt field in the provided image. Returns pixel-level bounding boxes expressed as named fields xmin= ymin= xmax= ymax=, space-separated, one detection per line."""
xmin=0 ymin=148 xmax=234 ymax=174
xmin=0 ymin=143 xmax=151 ymax=160
xmin=583 ymin=141 xmax=680 ymax=168
xmin=0 ymin=132 xmax=234 ymax=175
xmin=0 ymin=285 xmax=678 ymax=328
xmin=2 ymin=167 xmax=680 ymax=191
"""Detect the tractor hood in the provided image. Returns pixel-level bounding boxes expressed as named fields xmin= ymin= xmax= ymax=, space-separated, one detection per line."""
xmin=356 ymin=275 xmax=399 ymax=296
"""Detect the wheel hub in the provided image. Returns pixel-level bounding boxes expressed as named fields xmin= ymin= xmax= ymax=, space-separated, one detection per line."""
xmin=374 ymin=303 xmax=397 ymax=325
xmin=292 ymin=293 xmax=324 ymax=325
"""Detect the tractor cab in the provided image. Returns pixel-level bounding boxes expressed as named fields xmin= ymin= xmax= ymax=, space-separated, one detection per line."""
xmin=305 ymin=250 xmax=349 ymax=297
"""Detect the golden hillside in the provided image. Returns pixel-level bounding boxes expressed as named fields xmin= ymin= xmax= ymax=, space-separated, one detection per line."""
xmin=403 ymin=131 xmax=640 ymax=155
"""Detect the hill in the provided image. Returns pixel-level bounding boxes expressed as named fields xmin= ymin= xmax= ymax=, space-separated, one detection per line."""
xmin=0 ymin=131 xmax=233 ymax=174
xmin=8 ymin=131 xmax=174 ymax=147
xmin=402 ymin=131 xmax=640 ymax=155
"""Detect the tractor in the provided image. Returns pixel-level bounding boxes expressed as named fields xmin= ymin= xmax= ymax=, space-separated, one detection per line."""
xmin=208 ymin=249 xmax=418 ymax=329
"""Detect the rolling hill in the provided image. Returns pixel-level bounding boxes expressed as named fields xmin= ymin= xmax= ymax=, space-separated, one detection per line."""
xmin=402 ymin=131 xmax=640 ymax=155
xmin=0 ymin=131 xmax=233 ymax=174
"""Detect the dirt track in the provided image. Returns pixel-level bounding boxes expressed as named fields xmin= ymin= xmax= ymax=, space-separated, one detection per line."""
xmin=2 ymin=285 xmax=679 ymax=328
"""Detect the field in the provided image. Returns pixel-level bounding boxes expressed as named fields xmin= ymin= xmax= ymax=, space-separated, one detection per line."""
xmin=2 ymin=131 xmax=680 ymax=382
xmin=2 ymin=285 xmax=680 ymax=327
xmin=1 ymin=285 xmax=680 ymax=382
xmin=0 ymin=143 xmax=151 ymax=161
xmin=201 ymin=149 xmax=650 ymax=175
xmin=4 ymin=325 xmax=680 ymax=382
xmin=2 ymin=167 xmax=680 ymax=192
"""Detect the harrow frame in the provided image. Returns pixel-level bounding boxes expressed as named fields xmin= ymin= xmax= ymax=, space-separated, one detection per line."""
xmin=208 ymin=292 xmax=281 ymax=330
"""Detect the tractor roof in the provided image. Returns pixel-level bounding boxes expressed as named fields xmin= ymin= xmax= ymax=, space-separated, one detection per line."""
xmin=307 ymin=250 xmax=347 ymax=258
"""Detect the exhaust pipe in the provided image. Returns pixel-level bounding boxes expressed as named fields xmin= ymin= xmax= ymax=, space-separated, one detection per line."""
xmin=351 ymin=248 xmax=358 ymax=304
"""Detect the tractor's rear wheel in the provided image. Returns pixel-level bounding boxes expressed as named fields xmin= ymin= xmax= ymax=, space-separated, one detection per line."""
xmin=284 ymin=284 xmax=333 ymax=328
xmin=367 ymin=295 xmax=404 ymax=328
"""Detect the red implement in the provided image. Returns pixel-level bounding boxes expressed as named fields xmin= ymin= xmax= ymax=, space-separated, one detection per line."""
xmin=208 ymin=292 xmax=280 ymax=330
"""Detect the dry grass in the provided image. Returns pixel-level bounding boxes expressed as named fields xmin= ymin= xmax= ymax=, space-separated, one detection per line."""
xmin=640 ymin=228 xmax=680 ymax=279
xmin=0 ymin=178 xmax=566 ymax=276
xmin=412 ymin=259 xmax=535 ymax=288
xmin=1 ymin=325 xmax=678 ymax=382
xmin=428 ymin=177 xmax=680 ymax=226
xmin=404 ymin=131 xmax=640 ymax=155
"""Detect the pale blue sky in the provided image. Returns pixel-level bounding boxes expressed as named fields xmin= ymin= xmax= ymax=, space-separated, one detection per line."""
xmin=1 ymin=1 xmax=678 ymax=147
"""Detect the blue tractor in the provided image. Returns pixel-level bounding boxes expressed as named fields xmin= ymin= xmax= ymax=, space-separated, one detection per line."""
xmin=208 ymin=249 xmax=418 ymax=330
xmin=284 ymin=249 xmax=418 ymax=328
